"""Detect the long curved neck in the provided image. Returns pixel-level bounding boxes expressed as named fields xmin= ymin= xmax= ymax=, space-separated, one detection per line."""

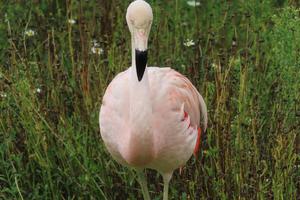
xmin=129 ymin=37 xmax=152 ymax=132
xmin=125 ymin=36 xmax=153 ymax=165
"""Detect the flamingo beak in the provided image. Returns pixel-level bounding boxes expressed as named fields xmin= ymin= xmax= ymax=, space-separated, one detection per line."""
xmin=135 ymin=49 xmax=147 ymax=81
xmin=134 ymin=29 xmax=148 ymax=81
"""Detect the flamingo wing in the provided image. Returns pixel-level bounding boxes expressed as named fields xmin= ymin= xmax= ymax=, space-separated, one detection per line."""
xmin=99 ymin=70 xmax=130 ymax=166
xmin=147 ymin=67 xmax=207 ymax=173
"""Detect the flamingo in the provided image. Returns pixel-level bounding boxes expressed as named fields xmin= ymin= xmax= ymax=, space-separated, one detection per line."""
xmin=99 ymin=0 xmax=207 ymax=199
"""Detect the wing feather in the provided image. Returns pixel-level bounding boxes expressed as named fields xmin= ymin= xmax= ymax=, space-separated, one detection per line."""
xmin=147 ymin=67 xmax=207 ymax=172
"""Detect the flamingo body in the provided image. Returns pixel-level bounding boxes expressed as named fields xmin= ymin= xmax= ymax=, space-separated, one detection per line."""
xmin=100 ymin=67 xmax=207 ymax=173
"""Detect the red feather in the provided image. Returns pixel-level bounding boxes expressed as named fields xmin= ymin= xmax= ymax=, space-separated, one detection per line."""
xmin=193 ymin=127 xmax=202 ymax=157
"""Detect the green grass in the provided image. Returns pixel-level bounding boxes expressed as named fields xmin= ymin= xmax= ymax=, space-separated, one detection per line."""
xmin=0 ymin=0 xmax=299 ymax=199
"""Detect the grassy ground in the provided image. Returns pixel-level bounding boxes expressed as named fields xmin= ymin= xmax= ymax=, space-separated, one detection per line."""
xmin=0 ymin=0 xmax=299 ymax=199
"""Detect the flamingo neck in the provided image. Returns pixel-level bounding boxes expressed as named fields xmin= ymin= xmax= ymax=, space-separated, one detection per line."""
xmin=123 ymin=38 xmax=153 ymax=166
xmin=129 ymin=38 xmax=152 ymax=123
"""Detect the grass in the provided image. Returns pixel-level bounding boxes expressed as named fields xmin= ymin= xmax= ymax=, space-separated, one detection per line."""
xmin=0 ymin=0 xmax=299 ymax=199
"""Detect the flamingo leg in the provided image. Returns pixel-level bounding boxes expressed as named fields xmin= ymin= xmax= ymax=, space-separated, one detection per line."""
xmin=162 ymin=172 xmax=173 ymax=200
xmin=136 ymin=169 xmax=151 ymax=200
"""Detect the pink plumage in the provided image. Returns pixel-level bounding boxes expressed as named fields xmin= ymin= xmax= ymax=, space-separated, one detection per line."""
xmin=100 ymin=67 xmax=207 ymax=172
xmin=99 ymin=1 xmax=207 ymax=199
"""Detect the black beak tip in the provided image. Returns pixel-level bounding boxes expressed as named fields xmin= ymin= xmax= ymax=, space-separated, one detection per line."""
xmin=135 ymin=49 xmax=148 ymax=81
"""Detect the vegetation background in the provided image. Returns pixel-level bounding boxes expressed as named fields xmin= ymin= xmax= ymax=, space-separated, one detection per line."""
xmin=0 ymin=0 xmax=299 ymax=199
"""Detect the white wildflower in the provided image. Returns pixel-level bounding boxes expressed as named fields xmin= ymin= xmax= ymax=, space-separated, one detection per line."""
xmin=91 ymin=39 xmax=100 ymax=47
xmin=0 ymin=92 xmax=7 ymax=98
xmin=184 ymin=39 xmax=195 ymax=47
xmin=91 ymin=46 xmax=104 ymax=55
xmin=212 ymin=63 xmax=218 ymax=69
xmin=187 ymin=1 xmax=201 ymax=7
xmin=25 ymin=29 xmax=36 ymax=37
xmin=68 ymin=19 xmax=76 ymax=25
xmin=36 ymin=88 xmax=42 ymax=93
xmin=91 ymin=39 xmax=103 ymax=55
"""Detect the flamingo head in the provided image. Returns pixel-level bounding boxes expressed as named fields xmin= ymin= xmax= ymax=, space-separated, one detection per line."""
xmin=126 ymin=0 xmax=153 ymax=81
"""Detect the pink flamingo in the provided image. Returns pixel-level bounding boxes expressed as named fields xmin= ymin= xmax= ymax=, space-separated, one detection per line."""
xmin=99 ymin=1 xmax=207 ymax=199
